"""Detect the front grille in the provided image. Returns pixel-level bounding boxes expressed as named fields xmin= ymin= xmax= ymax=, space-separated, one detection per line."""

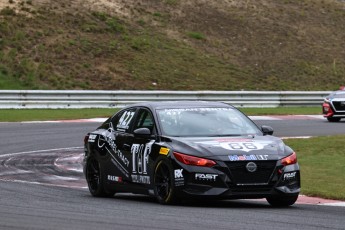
xmin=332 ymin=101 xmax=345 ymax=111
xmin=225 ymin=161 xmax=277 ymax=185
xmin=230 ymin=185 xmax=273 ymax=193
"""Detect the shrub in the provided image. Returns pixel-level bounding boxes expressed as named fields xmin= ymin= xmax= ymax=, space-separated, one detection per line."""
xmin=0 ymin=7 xmax=16 ymax=16
xmin=187 ymin=31 xmax=205 ymax=40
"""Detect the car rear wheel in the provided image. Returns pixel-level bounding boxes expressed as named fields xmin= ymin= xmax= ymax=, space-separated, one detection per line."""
xmin=327 ymin=117 xmax=341 ymax=122
xmin=86 ymin=157 xmax=114 ymax=197
xmin=153 ymin=159 xmax=177 ymax=205
xmin=266 ymin=194 xmax=299 ymax=207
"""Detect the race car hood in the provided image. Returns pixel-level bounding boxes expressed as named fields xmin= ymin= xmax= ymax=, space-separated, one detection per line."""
xmin=168 ymin=135 xmax=289 ymax=161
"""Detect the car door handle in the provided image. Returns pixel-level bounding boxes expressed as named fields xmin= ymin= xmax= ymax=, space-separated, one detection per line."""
xmin=123 ymin=144 xmax=131 ymax=151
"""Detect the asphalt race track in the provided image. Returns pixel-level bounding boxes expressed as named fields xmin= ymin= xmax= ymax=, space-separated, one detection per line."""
xmin=0 ymin=118 xmax=345 ymax=230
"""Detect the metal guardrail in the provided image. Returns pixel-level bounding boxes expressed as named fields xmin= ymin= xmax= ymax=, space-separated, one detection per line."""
xmin=0 ymin=90 xmax=331 ymax=109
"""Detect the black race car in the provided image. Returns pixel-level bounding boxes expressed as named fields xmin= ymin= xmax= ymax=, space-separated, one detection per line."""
xmin=83 ymin=101 xmax=300 ymax=206
xmin=322 ymin=88 xmax=345 ymax=122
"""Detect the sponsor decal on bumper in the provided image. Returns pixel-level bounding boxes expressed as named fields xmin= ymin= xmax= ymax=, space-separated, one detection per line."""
xmin=174 ymin=169 xmax=184 ymax=186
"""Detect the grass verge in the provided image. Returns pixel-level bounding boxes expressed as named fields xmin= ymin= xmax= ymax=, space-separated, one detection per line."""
xmin=284 ymin=135 xmax=345 ymax=200
xmin=239 ymin=106 xmax=321 ymax=116
xmin=0 ymin=108 xmax=119 ymax=122
xmin=0 ymin=107 xmax=321 ymax=122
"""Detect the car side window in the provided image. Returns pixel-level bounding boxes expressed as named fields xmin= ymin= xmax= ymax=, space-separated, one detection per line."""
xmin=111 ymin=108 xmax=136 ymax=132
xmin=98 ymin=116 xmax=112 ymax=129
xmin=133 ymin=108 xmax=155 ymax=133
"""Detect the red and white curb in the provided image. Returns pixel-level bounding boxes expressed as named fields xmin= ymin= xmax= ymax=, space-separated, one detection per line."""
xmin=297 ymin=195 xmax=345 ymax=207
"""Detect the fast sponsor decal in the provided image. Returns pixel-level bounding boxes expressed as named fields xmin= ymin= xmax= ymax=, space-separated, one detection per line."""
xmin=174 ymin=169 xmax=184 ymax=186
xmin=228 ymin=154 xmax=269 ymax=161
xmin=107 ymin=175 xmax=123 ymax=183
xmin=195 ymin=173 xmax=218 ymax=181
xmin=131 ymin=140 xmax=155 ymax=184
xmin=283 ymin=172 xmax=297 ymax=181
xmin=88 ymin=134 xmax=97 ymax=143
xmin=159 ymin=147 xmax=170 ymax=156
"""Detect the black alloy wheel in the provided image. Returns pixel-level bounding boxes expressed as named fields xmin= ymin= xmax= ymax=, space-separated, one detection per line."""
xmin=327 ymin=117 xmax=341 ymax=122
xmin=86 ymin=157 xmax=114 ymax=197
xmin=154 ymin=160 xmax=177 ymax=205
xmin=266 ymin=194 xmax=299 ymax=207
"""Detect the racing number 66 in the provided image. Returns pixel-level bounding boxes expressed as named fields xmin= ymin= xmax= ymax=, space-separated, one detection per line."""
xmin=228 ymin=143 xmax=258 ymax=150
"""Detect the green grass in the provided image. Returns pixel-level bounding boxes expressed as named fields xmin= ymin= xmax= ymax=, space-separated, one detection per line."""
xmin=0 ymin=72 xmax=27 ymax=89
xmin=0 ymin=107 xmax=321 ymax=122
xmin=239 ymin=106 xmax=321 ymax=115
xmin=285 ymin=135 xmax=345 ymax=200
xmin=186 ymin=31 xmax=205 ymax=40
xmin=0 ymin=108 xmax=119 ymax=122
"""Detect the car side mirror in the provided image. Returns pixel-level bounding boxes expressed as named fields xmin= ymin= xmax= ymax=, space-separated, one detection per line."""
xmin=133 ymin=128 xmax=151 ymax=138
xmin=261 ymin=125 xmax=274 ymax=135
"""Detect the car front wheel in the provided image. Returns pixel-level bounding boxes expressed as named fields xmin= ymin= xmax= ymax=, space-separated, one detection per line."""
xmin=327 ymin=117 xmax=341 ymax=122
xmin=266 ymin=194 xmax=299 ymax=207
xmin=153 ymin=159 xmax=178 ymax=205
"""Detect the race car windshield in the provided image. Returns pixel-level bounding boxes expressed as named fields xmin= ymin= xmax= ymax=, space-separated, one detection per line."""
xmin=157 ymin=107 xmax=261 ymax=137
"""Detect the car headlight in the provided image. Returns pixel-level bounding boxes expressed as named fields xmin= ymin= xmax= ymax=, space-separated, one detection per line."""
xmin=281 ymin=152 xmax=297 ymax=166
xmin=173 ymin=152 xmax=216 ymax=167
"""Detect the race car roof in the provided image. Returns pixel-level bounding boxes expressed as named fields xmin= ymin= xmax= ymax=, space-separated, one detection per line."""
xmin=124 ymin=101 xmax=235 ymax=110
xmin=330 ymin=91 xmax=345 ymax=98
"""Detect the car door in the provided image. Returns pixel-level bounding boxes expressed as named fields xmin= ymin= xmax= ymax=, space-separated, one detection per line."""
xmin=100 ymin=107 xmax=137 ymax=184
xmin=122 ymin=107 xmax=157 ymax=185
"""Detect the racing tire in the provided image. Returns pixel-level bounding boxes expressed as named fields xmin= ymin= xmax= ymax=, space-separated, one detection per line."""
xmin=266 ymin=194 xmax=299 ymax=207
xmin=327 ymin=117 xmax=341 ymax=122
xmin=153 ymin=159 xmax=178 ymax=205
xmin=85 ymin=157 xmax=115 ymax=197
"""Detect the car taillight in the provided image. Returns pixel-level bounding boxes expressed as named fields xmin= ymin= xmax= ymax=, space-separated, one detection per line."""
xmin=173 ymin=152 xmax=216 ymax=167
xmin=281 ymin=152 xmax=297 ymax=166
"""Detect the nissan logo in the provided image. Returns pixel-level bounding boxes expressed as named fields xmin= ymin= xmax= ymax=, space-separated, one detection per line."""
xmin=246 ymin=162 xmax=257 ymax=173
